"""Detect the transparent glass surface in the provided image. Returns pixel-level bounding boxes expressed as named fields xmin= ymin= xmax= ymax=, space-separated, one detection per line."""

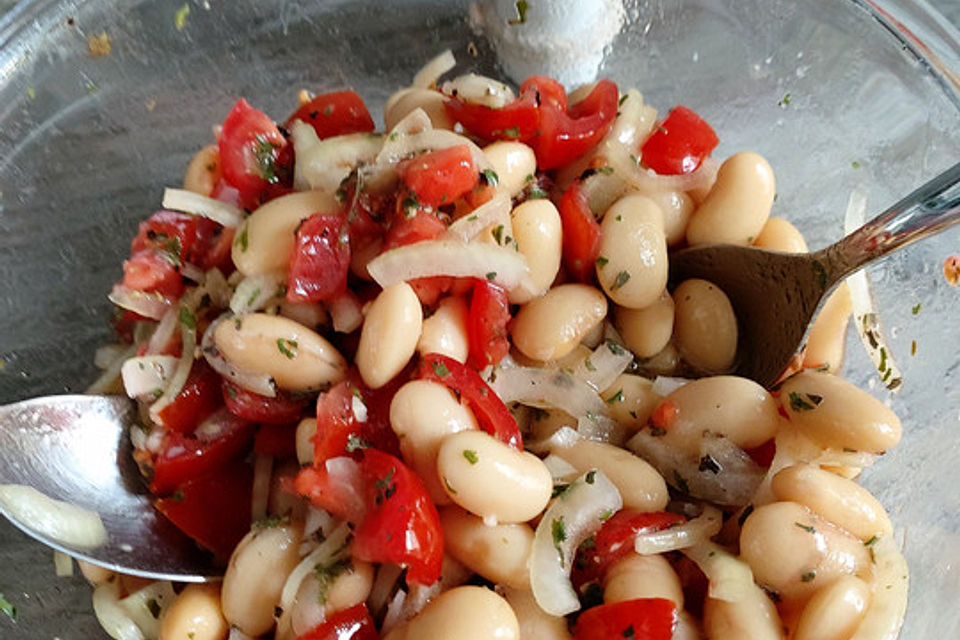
xmin=1 ymin=0 xmax=958 ymax=637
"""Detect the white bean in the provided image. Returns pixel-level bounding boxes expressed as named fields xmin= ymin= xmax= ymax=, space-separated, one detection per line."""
xmin=78 ymin=560 xmax=115 ymax=586
xmin=501 ymin=586 xmax=571 ymax=640
xmin=437 ymin=430 xmax=552 ymax=524
xmin=686 ymin=152 xmax=775 ymax=246
xmin=600 ymin=373 xmax=663 ymax=431
xmin=673 ymin=278 xmax=738 ymax=373
xmin=509 ymin=199 xmax=563 ymax=304
xmin=596 ymin=194 xmax=668 ymax=309
xmin=753 ymin=217 xmax=808 ymax=253
xmin=402 ymin=586 xmax=519 ymax=640
xmin=615 ymin=292 xmax=675 ymax=358
xmin=802 ymin=283 xmax=852 ymax=374
xmin=642 ymin=189 xmax=694 ymax=247
xmin=603 ymin=553 xmax=684 ymax=607
xmin=794 ymin=574 xmax=871 ymax=640
xmin=385 ymin=88 xmax=454 ymax=131
xmin=183 ymin=144 xmax=219 ymax=197
xmin=439 ymin=506 xmax=533 ymax=589
xmin=483 ymin=141 xmax=538 ymax=198
xmin=703 ymin=583 xmax=785 ymax=640
xmin=356 ymin=283 xmax=423 ymax=389
xmin=295 ymin=418 xmax=317 ymax=466
xmin=160 ymin=584 xmax=227 ymax=640
xmin=418 ymin=296 xmax=470 ymax=363
xmin=511 ymin=284 xmax=607 ymax=361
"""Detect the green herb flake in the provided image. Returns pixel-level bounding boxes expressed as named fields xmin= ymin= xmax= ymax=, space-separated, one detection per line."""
xmin=864 ymin=535 xmax=880 ymax=547
xmin=315 ymin=557 xmax=351 ymax=605
xmin=323 ymin=104 xmax=334 ymax=116
xmin=277 ymin=338 xmax=298 ymax=359
xmin=508 ymin=0 xmax=529 ymax=25
xmin=26 ymin=86 xmax=36 ymax=100
xmin=462 ymin=449 xmax=479 ymax=465
xmin=852 ymin=160 xmax=861 ymax=169
xmin=253 ymin=514 xmax=288 ymax=530
xmin=254 ymin=135 xmax=281 ymax=182
xmin=497 ymin=126 xmax=521 ymax=139
xmin=402 ymin=195 xmax=420 ymax=218
xmin=599 ymin=509 xmax=615 ymax=522
xmin=235 ymin=224 xmax=250 ymax=251
xmin=584 ymin=357 xmax=597 ymax=372
xmin=595 ymin=256 xmax=609 ymax=269
xmin=615 ymin=214 xmax=623 ymax=222
xmin=611 ymin=270 xmax=631 ymax=290
xmin=551 ymin=483 xmax=570 ymax=499
xmin=618 ymin=94 xmax=629 ymax=107
xmin=585 ymin=470 xmax=597 ymax=484
xmin=374 ymin=468 xmax=397 ymax=505
xmin=485 ymin=271 xmax=497 ymax=281
xmin=606 ymin=340 xmax=627 ymax=356
xmin=795 ymin=521 xmax=817 ymax=534
xmin=551 ymin=517 xmax=567 ymax=560
xmin=492 ymin=224 xmax=506 ymax=245
xmin=778 ymin=92 xmax=792 ymax=107
xmin=174 ymin=3 xmax=190 ymax=30
xmin=430 ymin=360 xmax=450 ymax=378
xmin=528 ymin=185 xmax=548 ymax=200
xmin=189 ymin=633 xmax=195 ymax=640
xmin=800 ymin=570 xmax=817 ymax=582
xmin=1 ymin=594 xmax=17 ymax=621
xmin=606 ymin=389 xmax=624 ymax=404
xmin=178 ymin=307 xmax=196 ymax=329
xmin=482 ymin=168 xmax=500 ymax=187
xmin=788 ymin=391 xmax=821 ymax=412
xmin=346 ymin=433 xmax=370 ymax=453
xmin=596 ymin=166 xmax=615 ymax=175
xmin=912 ymin=303 xmax=922 ymax=315
xmin=246 ymin=287 xmax=262 ymax=308
xmin=672 ymin=470 xmax=690 ymax=494
xmin=146 ymin=597 xmax=161 ymax=619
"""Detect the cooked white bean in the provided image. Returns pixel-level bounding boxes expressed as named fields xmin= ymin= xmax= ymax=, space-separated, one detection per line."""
xmin=740 ymin=501 xmax=870 ymax=604
xmin=673 ymin=278 xmax=738 ymax=373
xmin=600 ymin=373 xmax=663 ymax=431
xmin=753 ymin=217 xmax=808 ymax=253
xmin=615 ymin=292 xmax=675 ymax=358
xmin=501 ymin=586 xmax=571 ymax=640
xmin=356 ymin=282 xmax=423 ymax=389
xmin=385 ymin=88 xmax=454 ymax=130
xmin=603 ymin=553 xmax=684 ymax=607
xmin=703 ymin=582 xmax=785 ymax=640
xmin=686 ymin=151 xmax=775 ymax=246
xmin=183 ymin=144 xmax=219 ymax=197
xmin=418 ymin=296 xmax=470 ymax=363
xmin=439 ymin=506 xmax=533 ymax=589
xmin=287 ymin=559 xmax=375 ymax=638
xmin=509 ymin=199 xmax=563 ymax=304
xmin=277 ymin=299 xmax=329 ymax=332
xmin=214 ymin=313 xmax=347 ymax=392
xmin=511 ymin=284 xmax=607 ymax=361
xmin=596 ymin=194 xmax=668 ymax=309
xmin=221 ymin=523 xmax=302 ymax=636
xmin=295 ymin=418 xmax=317 ymax=466
xmin=548 ymin=438 xmax=668 ymax=512
xmin=642 ymin=188 xmax=694 ymax=247
xmin=232 ymin=190 xmax=340 ymax=276
xmin=771 ymin=464 xmax=892 ymax=540
xmin=794 ymin=574 xmax=871 ymax=640
xmin=78 ymin=560 xmax=115 ymax=586
xmin=779 ymin=370 xmax=902 ymax=454
xmin=802 ymin=283 xmax=852 ymax=374
xmin=390 ymin=380 xmax=478 ymax=504
xmin=402 ymin=586 xmax=519 ymax=640
xmin=160 ymin=583 xmax=227 ymax=640
xmin=438 ymin=430 xmax=552 ymax=524
xmin=483 ymin=141 xmax=538 ymax=198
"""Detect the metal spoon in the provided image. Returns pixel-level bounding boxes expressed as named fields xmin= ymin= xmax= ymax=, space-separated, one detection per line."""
xmin=669 ymin=161 xmax=960 ymax=388
xmin=0 ymin=395 xmax=220 ymax=581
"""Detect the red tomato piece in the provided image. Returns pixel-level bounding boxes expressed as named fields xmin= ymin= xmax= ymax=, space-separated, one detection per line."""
xmin=194 ymin=225 xmax=236 ymax=273
xmin=253 ymin=423 xmax=299 ymax=458
xmin=467 ymin=280 xmax=511 ymax=369
xmin=218 ymin=98 xmax=290 ymax=210
xmin=573 ymin=598 xmax=677 ymax=640
xmin=382 ymin=207 xmax=447 ymax=252
xmin=649 ymin=400 xmax=679 ymax=431
xmin=417 ymin=353 xmax=523 ymax=450
xmin=640 ymin=105 xmax=719 ymax=175
xmin=223 ymin=381 xmax=311 ymax=425
xmin=130 ymin=210 xmax=202 ymax=261
xmin=520 ymin=75 xmax=568 ymax=112
xmin=155 ymin=461 xmax=253 ymax=561
xmin=287 ymin=213 xmax=351 ymax=303
xmin=150 ymin=408 xmax=255 ymax=495
xmin=443 ymin=90 xmax=539 ymax=142
xmin=286 ymin=91 xmax=376 ymax=140
xmin=122 ymin=249 xmax=184 ymax=298
xmin=558 ymin=182 xmax=602 ymax=283
xmin=156 ymin=360 xmax=223 ymax=434
xmin=398 ymin=145 xmax=479 ymax=209
xmin=408 ymin=276 xmax=454 ymax=307
xmin=312 ymin=377 xmax=402 ymax=466
xmin=744 ymin=438 xmax=776 ymax=468
xmin=532 ymin=79 xmax=619 ymax=170
xmin=294 ymin=603 xmax=378 ymax=640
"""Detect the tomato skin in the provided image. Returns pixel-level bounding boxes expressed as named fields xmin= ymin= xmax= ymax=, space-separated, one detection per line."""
xmin=253 ymin=423 xmax=299 ymax=458
xmin=467 ymin=280 xmax=511 ymax=369
xmin=557 ymin=182 xmax=602 ymax=283
xmin=382 ymin=207 xmax=447 ymax=251
xmin=312 ymin=377 xmax=402 ymax=466
xmin=287 ymin=213 xmax=352 ymax=303
xmin=122 ymin=249 xmax=185 ymax=298
xmin=398 ymin=145 xmax=479 ymax=209
xmin=218 ymin=98 xmax=290 ymax=210
xmin=155 ymin=460 xmax=253 ymax=561
xmin=520 ymin=75 xmax=568 ymax=112
xmin=531 ymin=79 xmax=619 ymax=170
xmin=745 ymin=438 xmax=776 ymax=468
xmin=130 ymin=210 xmax=202 ymax=261
xmin=286 ymin=91 xmax=375 ymax=140
xmin=222 ymin=381 xmax=311 ymax=425
xmin=294 ymin=603 xmax=378 ymax=640
xmin=417 ymin=353 xmax=523 ymax=450
xmin=640 ymin=105 xmax=719 ymax=175
xmin=573 ymin=598 xmax=677 ymax=640
xmin=443 ymin=90 xmax=540 ymax=142
xmin=156 ymin=360 xmax=223 ymax=434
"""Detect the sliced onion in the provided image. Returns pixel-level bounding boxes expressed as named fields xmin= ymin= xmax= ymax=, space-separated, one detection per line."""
xmin=108 ymin=285 xmax=174 ymax=321
xmin=179 ymin=262 xmax=206 ymax=284
xmin=542 ymin=453 xmax=578 ymax=481
xmin=848 ymin=535 xmax=908 ymax=640
xmin=0 ymin=484 xmax=107 ymax=549
xmin=531 ymin=469 xmax=622 ymax=616
xmin=120 ymin=355 xmax=178 ymax=399
xmin=441 ymin=72 xmax=515 ymax=108
xmin=681 ymin=541 xmax=756 ymax=603
xmin=291 ymin=121 xmax=384 ymax=193
xmin=116 ymin=580 xmax=177 ymax=640
xmin=53 ymin=550 xmax=74 ymax=576
xmin=162 ymin=188 xmax=244 ymax=228
xmin=634 ymin=505 xmax=722 ymax=555
xmin=144 ymin=308 xmax=178 ymax=355
xmin=201 ymin=314 xmax=277 ymax=397
xmin=380 ymin=589 xmax=408 ymax=636
xmin=280 ymin=520 xmax=352 ymax=612
xmin=570 ymin=339 xmax=633 ymax=393
xmin=445 ymin=193 xmax=512 ymax=242
xmin=328 ymin=291 xmax=364 ymax=333
xmin=487 ymin=365 xmax=610 ymax=425
xmin=230 ymin=273 xmax=285 ymax=316
xmin=94 ymin=344 xmax=130 ymax=370
xmin=367 ymin=240 xmax=529 ymax=290
xmin=368 ymin=563 xmax=405 ymax=623
xmin=92 ymin=578 xmax=145 ymax=640
xmin=86 ymin=344 xmax=137 ymax=395
xmin=301 ymin=506 xmax=335 ymax=555
xmin=149 ymin=311 xmax=198 ymax=422
xmin=204 ymin=268 xmax=233 ymax=309
xmin=375 ymin=115 xmax=490 ymax=170
xmin=251 ymin=454 xmax=273 ymax=522
xmin=412 ymin=49 xmax=456 ymax=88
xmin=651 ymin=375 xmax=693 ymax=397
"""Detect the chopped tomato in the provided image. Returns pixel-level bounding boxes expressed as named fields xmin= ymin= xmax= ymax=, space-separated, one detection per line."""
xmin=295 ymin=450 xmax=443 ymax=585
xmin=467 ymin=280 xmax=511 ymax=369
xmin=520 ymin=75 xmax=568 ymax=112
xmin=417 ymin=353 xmax=523 ymax=450
xmin=558 ymin=182 xmax=602 ymax=283
xmin=408 ymin=276 xmax=454 ymax=307
xmin=253 ymin=423 xmax=299 ymax=458
xmin=286 ymin=91 xmax=375 ymax=140
xmin=194 ymin=225 xmax=236 ymax=273
xmin=649 ymin=400 xmax=679 ymax=431
xmin=294 ymin=603 xmax=378 ymax=640
xmin=313 ymin=377 xmax=402 ymax=465
xmin=155 ymin=461 xmax=252 ymax=561
xmin=443 ymin=89 xmax=539 ymax=142
xmin=382 ymin=206 xmax=446 ymax=252
xmin=398 ymin=145 xmax=478 ymax=209
xmin=223 ymin=381 xmax=311 ymax=425
xmin=150 ymin=408 xmax=255 ymax=495
xmin=640 ymin=105 xmax=719 ymax=175
xmin=573 ymin=598 xmax=677 ymax=640
xmin=287 ymin=213 xmax=351 ymax=303
xmin=218 ymin=98 xmax=290 ymax=210
xmin=744 ymin=438 xmax=776 ymax=468
xmin=532 ymin=79 xmax=619 ymax=170
xmin=156 ymin=360 xmax=223 ymax=433
xmin=130 ymin=210 xmax=203 ymax=262
xmin=122 ymin=249 xmax=184 ymax=298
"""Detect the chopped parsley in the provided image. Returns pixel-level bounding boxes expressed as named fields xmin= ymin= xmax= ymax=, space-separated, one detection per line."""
xmin=778 ymin=92 xmax=792 ymax=107
xmin=794 ymin=522 xmax=817 ymax=534
xmin=584 ymin=357 xmax=596 ymax=372
xmin=1 ymin=593 xmax=17 ymax=621
xmin=606 ymin=340 xmax=627 ymax=356
xmin=497 ymin=126 xmax=521 ymax=139
xmin=246 ymin=287 xmax=262 ymax=308
xmin=508 ymin=0 xmax=529 ymax=25
xmin=277 ymin=338 xmax=298 ymax=359
xmin=595 ymin=256 xmax=609 ymax=268
xmin=606 ymin=389 xmax=624 ymax=404
xmin=492 ymin=224 xmax=506 ymax=245
xmin=485 ymin=271 xmax=497 ymax=281
xmin=346 ymin=433 xmax=370 ymax=452
xmin=611 ymin=270 xmax=631 ymax=290
xmin=864 ymin=535 xmax=880 ymax=547
xmin=852 ymin=160 xmax=862 ymax=169
xmin=551 ymin=517 xmax=567 ymax=560
xmin=788 ymin=391 xmax=822 ymax=412
xmin=315 ymin=557 xmax=352 ymax=604
xmin=800 ymin=570 xmax=817 ymax=582
xmin=146 ymin=597 xmax=162 ymax=619
xmin=253 ymin=514 xmax=289 ymax=529
xmin=599 ymin=509 xmax=614 ymax=522
xmin=672 ymin=470 xmax=690 ymax=494
xmin=402 ymin=194 xmax=420 ymax=218
xmin=482 ymin=168 xmax=500 ymax=187
xmin=374 ymin=468 xmax=397 ymax=505
xmin=178 ymin=307 xmax=196 ymax=329
xmin=618 ymin=94 xmax=629 ymax=107
xmin=235 ymin=224 xmax=249 ymax=251
xmin=585 ymin=470 xmax=597 ymax=484
xmin=551 ymin=483 xmax=571 ymax=498
xmin=462 ymin=449 xmax=479 ymax=464
xmin=528 ymin=184 xmax=548 ymax=199
xmin=430 ymin=360 xmax=450 ymax=378
xmin=174 ymin=3 xmax=190 ymax=30
xmin=254 ymin=135 xmax=281 ymax=182
xmin=912 ymin=302 xmax=922 ymax=315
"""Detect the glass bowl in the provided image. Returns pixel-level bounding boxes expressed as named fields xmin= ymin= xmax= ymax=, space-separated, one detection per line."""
xmin=1 ymin=0 xmax=958 ymax=637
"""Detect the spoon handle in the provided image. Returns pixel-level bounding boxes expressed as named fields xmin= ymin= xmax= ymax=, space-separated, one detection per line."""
xmin=819 ymin=161 xmax=960 ymax=284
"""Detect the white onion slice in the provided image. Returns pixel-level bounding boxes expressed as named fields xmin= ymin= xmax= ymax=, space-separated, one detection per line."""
xmin=367 ymin=240 xmax=529 ymax=290
xmin=542 ymin=453 xmax=579 ymax=482
xmin=368 ymin=563 xmax=405 ymax=623
xmin=445 ymin=193 xmax=512 ymax=242
xmin=204 ymin=268 xmax=233 ymax=309
xmin=53 ymin=550 xmax=74 ymax=576
xmin=0 ymin=484 xmax=107 ymax=549
xmin=251 ymin=454 xmax=273 ymax=522
xmin=380 ymin=589 xmax=408 ymax=635
xmin=681 ymin=541 xmax=757 ymax=603
xmin=487 ymin=365 xmax=610 ymax=426
xmin=86 ymin=344 xmax=138 ymax=395
xmin=377 ymin=127 xmax=491 ymax=173
xmin=570 ymin=339 xmax=633 ymax=393
xmin=328 ymin=291 xmax=364 ymax=334
xmin=116 ymin=580 xmax=177 ymax=640
xmin=280 ymin=521 xmax=352 ymax=612
xmin=201 ymin=314 xmax=277 ymax=397
xmin=291 ymin=122 xmax=384 ymax=193
xmin=230 ymin=273 xmax=285 ymax=316
xmin=848 ymin=535 xmax=908 ymax=640
xmin=108 ymin=285 xmax=174 ymax=321
xmin=531 ymin=469 xmax=622 ymax=616
xmin=412 ymin=49 xmax=456 ymax=88
xmin=162 ymin=188 xmax=244 ymax=228
xmin=120 ymin=355 xmax=178 ymax=399
xmin=441 ymin=73 xmax=515 ymax=109
xmin=148 ymin=313 xmax=198 ymax=423
xmin=94 ymin=344 xmax=130 ymax=370
xmin=179 ymin=262 xmax=206 ymax=284
xmin=93 ymin=578 xmax=145 ymax=640
xmin=144 ymin=308 xmax=178 ymax=356
xmin=634 ymin=505 xmax=722 ymax=555
xmin=651 ymin=375 xmax=693 ymax=397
